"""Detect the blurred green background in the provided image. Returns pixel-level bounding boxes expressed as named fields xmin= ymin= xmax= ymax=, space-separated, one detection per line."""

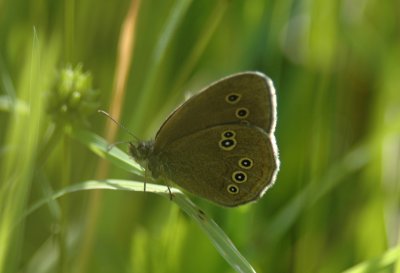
xmin=1 ymin=0 xmax=400 ymax=272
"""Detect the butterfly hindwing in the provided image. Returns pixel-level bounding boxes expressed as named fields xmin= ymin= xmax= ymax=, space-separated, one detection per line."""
xmin=158 ymin=124 xmax=278 ymax=206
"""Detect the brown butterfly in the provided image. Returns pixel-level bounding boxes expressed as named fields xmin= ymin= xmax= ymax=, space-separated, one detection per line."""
xmin=130 ymin=72 xmax=279 ymax=207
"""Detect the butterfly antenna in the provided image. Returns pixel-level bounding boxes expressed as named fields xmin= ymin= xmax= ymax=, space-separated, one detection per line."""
xmin=98 ymin=109 xmax=139 ymax=142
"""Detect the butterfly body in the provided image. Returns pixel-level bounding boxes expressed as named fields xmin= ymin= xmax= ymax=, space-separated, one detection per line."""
xmin=130 ymin=72 xmax=279 ymax=207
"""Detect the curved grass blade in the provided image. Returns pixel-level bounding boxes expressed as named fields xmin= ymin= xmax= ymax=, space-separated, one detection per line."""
xmin=44 ymin=129 xmax=256 ymax=272
xmin=173 ymin=194 xmax=256 ymax=273
xmin=69 ymin=127 xmax=143 ymax=176
xmin=341 ymin=246 xmax=400 ymax=273
xmin=24 ymin=179 xmax=256 ymax=273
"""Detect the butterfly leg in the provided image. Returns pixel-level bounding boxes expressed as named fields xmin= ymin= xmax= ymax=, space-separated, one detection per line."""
xmin=143 ymin=165 xmax=149 ymax=192
xmin=163 ymin=179 xmax=175 ymax=201
xmin=167 ymin=185 xmax=173 ymax=200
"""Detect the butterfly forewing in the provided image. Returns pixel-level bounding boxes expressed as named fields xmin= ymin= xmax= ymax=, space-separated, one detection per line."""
xmin=154 ymin=72 xmax=277 ymax=152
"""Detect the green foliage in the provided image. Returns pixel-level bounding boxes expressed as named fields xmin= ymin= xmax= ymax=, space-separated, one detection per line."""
xmin=1 ymin=0 xmax=400 ymax=273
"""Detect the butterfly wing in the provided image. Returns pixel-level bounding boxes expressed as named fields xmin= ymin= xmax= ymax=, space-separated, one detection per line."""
xmin=158 ymin=124 xmax=279 ymax=207
xmin=154 ymin=72 xmax=277 ymax=152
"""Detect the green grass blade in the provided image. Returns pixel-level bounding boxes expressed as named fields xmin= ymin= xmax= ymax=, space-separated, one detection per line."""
xmin=173 ymin=194 xmax=256 ymax=273
xmin=0 ymin=29 xmax=59 ymax=273
xmin=341 ymin=246 xmax=400 ymax=273
xmin=130 ymin=0 xmax=193 ymax=133
xmin=33 ymin=127 xmax=257 ymax=272
xmin=69 ymin=128 xmax=143 ymax=176
xmin=268 ymin=142 xmax=370 ymax=241
xmin=23 ymin=179 xmax=256 ymax=273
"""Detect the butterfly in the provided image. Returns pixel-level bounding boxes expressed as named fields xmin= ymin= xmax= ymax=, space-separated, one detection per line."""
xmin=130 ymin=72 xmax=279 ymax=207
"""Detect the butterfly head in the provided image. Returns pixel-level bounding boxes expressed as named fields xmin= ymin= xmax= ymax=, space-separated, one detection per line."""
xmin=129 ymin=140 xmax=155 ymax=162
xmin=129 ymin=140 xmax=163 ymax=179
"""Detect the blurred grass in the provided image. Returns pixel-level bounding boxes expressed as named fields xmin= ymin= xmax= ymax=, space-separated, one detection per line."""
xmin=1 ymin=0 xmax=400 ymax=273
xmin=0 ymin=28 xmax=59 ymax=272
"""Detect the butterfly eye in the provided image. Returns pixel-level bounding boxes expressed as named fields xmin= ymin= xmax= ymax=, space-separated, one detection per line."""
xmin=221 ymin=130 xmax=236 ymax=138
xmin=219 ymin=139 xmax=236 ymax=151
xmin=232 ymin=171 xmax=247 ymax=183
xmin=235 ymin=107 xmax=249 ymax=119
xmin=225 ymin=93 xmax=241 ymax=104
xmin=227 ymin=184 xmax=239 ymax=195
xmin=238 ymin=158 xmax=253 ymax=169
